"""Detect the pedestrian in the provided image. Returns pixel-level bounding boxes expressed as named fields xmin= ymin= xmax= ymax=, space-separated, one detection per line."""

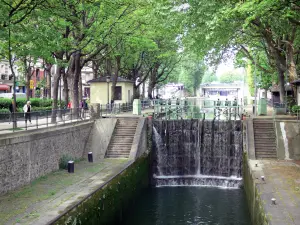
xmin=23 ymin=101 xmax=31 ymax=124
xmin=8 ymin=99 xmax=14 ymax=124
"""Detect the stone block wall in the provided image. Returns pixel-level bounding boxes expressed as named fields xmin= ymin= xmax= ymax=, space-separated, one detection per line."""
xmin=275 ymin=121 xmax=300 ymax=160
xmin=0 ymin=122 xmax=93 ymax=195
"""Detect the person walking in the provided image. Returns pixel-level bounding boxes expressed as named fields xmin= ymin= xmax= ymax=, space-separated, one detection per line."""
xmin=23 ymin=101 xmax=32 ymax=124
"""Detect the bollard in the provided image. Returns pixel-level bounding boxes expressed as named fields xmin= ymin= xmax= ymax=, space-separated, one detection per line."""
xmin=271 ymin=198 xmax=276 ymax=205
xmin=68 ymin=161 xmax=74 ymax=173
xmin=88 ymin=152 xmax=93 ymax=163
xmin=261 ymin=176 xmax=265 ymax=181
xmin=255 ymin=163 xmax=258 ymax=167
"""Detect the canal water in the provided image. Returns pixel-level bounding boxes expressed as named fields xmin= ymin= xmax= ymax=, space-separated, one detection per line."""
xmin=122 ymin=186 xmax=251 ymax=225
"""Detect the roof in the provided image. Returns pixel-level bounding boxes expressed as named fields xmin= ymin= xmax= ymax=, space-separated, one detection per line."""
xmin=291 ymin=79 xmax=300 ymax=85
xmin=270 ymin=84 xmax=292 ymax=92
xmin=87 ymin=76 xmax=134 ymax=83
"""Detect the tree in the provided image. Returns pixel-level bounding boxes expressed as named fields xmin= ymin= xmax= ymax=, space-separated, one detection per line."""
xmin=178 ymin=0 xmax=300 ymax=103
xmin=219 ymin=70 xmax=244 ymax=83
xmin=201 ymin=71 xmax=217 ymax=84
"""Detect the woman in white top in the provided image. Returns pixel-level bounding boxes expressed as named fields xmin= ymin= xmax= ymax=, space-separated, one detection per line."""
xmin=23 ymin=101 xmax=32 ymax=123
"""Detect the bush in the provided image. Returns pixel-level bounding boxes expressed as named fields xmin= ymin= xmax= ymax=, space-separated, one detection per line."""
xmin=291 ymin=105 xmax=300 ymax=113
xmin=59 ymin=154 xmax=82 ymax=170
xmin=0 ymin=98 xmax=55 ymax=110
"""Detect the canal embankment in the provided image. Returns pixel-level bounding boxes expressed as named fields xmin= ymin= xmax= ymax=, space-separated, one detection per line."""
xmin=0 ymin=117 xmax=150 ymax=225
xmin=244 ymin=118 xmax=300 ymax=225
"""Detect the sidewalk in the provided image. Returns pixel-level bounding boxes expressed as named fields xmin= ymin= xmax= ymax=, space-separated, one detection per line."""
xmin=0 ymin=158 xmax=129 ymax=225
xmin=252 ymin=160 xmax=300 ymax=225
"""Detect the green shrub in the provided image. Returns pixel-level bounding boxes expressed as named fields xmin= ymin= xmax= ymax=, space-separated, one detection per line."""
xmin=291 ymin=105 xmax=300 ymax=113
xmin=59 ymin=154 xmax=82 ymax=170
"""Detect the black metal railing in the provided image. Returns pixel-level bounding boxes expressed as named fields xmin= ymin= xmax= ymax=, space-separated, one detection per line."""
xmin=0 ymin=108 xmax=90 ymax=132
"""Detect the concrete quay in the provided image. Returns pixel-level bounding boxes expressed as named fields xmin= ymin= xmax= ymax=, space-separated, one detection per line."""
xmin=0 ymin=158 xmax=129 ymax=225
xmin=247 ymin=159 xmax=300 ymax=225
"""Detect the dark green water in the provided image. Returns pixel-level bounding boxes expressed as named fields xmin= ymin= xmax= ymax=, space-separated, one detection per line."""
xmin=122 ymin=187 xmax=251 ymax=225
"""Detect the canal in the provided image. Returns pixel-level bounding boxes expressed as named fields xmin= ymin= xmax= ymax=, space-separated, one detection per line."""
xmin=122 ymin=186 xmax=250 ymax=225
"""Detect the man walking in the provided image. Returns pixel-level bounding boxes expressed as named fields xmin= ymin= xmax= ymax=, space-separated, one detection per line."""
xmin=23 ymin=101 xmax=31 ymax=124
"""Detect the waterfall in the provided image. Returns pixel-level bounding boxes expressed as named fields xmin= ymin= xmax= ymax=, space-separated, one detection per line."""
xmin=152 ymin=119 xmax=243 ymax=189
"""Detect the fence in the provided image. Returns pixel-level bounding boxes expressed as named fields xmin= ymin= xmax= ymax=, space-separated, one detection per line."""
xmin=0 ymin=108 xmax=90 ymax=132
xmin=153 ymin=99 xmax=243 ymax=120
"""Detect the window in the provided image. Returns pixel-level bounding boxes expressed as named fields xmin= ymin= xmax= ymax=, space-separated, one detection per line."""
xmin=114 ymin=86 xmax=122 ymax=100
xmin=1 ymin=75 xmax=5 ymax=80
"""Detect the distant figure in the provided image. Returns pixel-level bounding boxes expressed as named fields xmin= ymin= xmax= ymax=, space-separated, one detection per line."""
xmin=23 ymin=101 xmax=31 ymax=124
xmin=216 ymin=98 xmax=221 ymax=106
xmin=225 ymin=98 xmax=230 ymax=107
xmin=9 ymin=99 xmax=14 ymax=124
xmin=67 ymin=101 xmax=72 ymax=109
xmin=233 ymin=98 xmax=237 ymax=106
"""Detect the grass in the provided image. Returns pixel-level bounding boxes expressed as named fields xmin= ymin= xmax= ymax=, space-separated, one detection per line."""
xmin=0 ymin=159 xmax=129 ymax=224
xmin=7 ymin=127 xmax=23 ymax=131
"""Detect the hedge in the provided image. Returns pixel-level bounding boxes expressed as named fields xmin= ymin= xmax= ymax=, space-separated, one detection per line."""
xmin=0 ymin=98 xmax=65 ymax=112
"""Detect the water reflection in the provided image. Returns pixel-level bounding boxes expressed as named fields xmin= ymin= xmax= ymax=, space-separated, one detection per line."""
xmin=122 ymin=187 xmax=251 ymax=225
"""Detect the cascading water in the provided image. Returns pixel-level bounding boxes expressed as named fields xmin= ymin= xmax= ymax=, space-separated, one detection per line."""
xmin=152 ymin=119 xmax=243 ymax=188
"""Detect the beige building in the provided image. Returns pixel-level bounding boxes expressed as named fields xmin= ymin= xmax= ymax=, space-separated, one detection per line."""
xmin=88 ymin=77 xmax=134 ymax=104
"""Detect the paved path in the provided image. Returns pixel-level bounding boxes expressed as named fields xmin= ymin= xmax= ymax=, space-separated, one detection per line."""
xmin=251 ymin=160 xmax=300 ymax=225
xmin=0 ymin=158 xmax=130 ymax=225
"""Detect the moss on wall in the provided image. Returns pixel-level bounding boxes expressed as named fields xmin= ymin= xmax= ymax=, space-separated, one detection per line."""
xmin=243 ymin=152 xmax=269 ymax=225
xmin=53 ymin=155 xmax=149 ymax=225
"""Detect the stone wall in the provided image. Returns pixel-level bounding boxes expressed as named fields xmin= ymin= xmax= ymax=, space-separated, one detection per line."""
xmin=0 ymin=122 xmax=93 ymax=195
xmin=51 ymin=154 xmax=150 ymax=225
xmin=85 ymin=118 xmax=117 ymax=160
xmin=243 ymin=153 xmax=270 ymax=225
xmin=275 ymin=121 xmax=300 ymax=160
xmin=129 ymin=118 xmax=148 ymax=160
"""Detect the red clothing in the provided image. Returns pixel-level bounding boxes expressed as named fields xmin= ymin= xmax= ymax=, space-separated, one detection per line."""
xmin=67 ymin=102 xmax=72 ymax=108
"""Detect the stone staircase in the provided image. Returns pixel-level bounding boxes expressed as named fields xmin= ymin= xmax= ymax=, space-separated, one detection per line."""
xmin=105 ymin=118 xmax=139 ymax=158
xmin=253 ymin=118 xmax=277 ymax=159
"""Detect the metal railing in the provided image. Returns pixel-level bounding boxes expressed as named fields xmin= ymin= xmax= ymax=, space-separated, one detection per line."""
xmin=0 ymin=108 xmax=90 ymax=133
xmin=153 ymin=99 xmax=243 ymax=120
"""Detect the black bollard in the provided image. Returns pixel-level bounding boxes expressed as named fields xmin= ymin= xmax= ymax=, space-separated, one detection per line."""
xmin=68 ymin=161 xmax=74 ymax=173
xmin=88 ymin=152 xmax=93 ymax=163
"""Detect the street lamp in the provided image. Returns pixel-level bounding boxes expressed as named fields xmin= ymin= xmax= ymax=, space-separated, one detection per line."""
xmin=285 ymin=82 xmax=290 ymax=113
xmin=106 ymin=75 xmax=110 ymax=105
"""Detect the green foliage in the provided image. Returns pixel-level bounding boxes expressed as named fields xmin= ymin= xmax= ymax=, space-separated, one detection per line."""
xmin=201 ymin=71 xmax=218 ymax=84
xmin=219 ymin=70 xmax=244 ymax=83
xmin=59 ymin=155 xmax=76 ymax=170
xmin=246 ymin=63 xmax=255 ymax=97
xmin=0 ymin=98 xmax=64 ymax=111
xmin=291 ymin=105 xmax=300 ymax=113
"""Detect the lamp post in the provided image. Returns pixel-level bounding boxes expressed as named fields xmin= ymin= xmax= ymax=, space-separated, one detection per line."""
xmin=285 ymin=82 xmax=290 ymax=113
xmin=106 ymin=75 xmax=110 ymax=105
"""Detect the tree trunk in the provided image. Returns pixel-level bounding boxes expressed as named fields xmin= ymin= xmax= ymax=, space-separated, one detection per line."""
xmin=278 ymin=70 xmax=285 ymax=103
xmin=62 ymin=69 xmax=69 ymax=105
xmin=264 ymin=88 xmax=268 ymax=99
xmin=68 ymin=50 xmax=81 ymax=117
xmin=142 ymin=81 xmax=145 ymax=98
xmin=92 ymin=60 xmax=99 ymax=79
xmin=133 ymin=83 xmax=140 ymax=99
xmin=45 ymin=63 xmax=52 ymax=99
xmin=147 ymin=81 xmax=155 ymax=99
xmin=111 ymin=56 xmax=121 ymax=101
xmin=79 ymin=71 xmax=82 ymax=101
xmin=51 ymin=65 xmax=61 ymax=123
